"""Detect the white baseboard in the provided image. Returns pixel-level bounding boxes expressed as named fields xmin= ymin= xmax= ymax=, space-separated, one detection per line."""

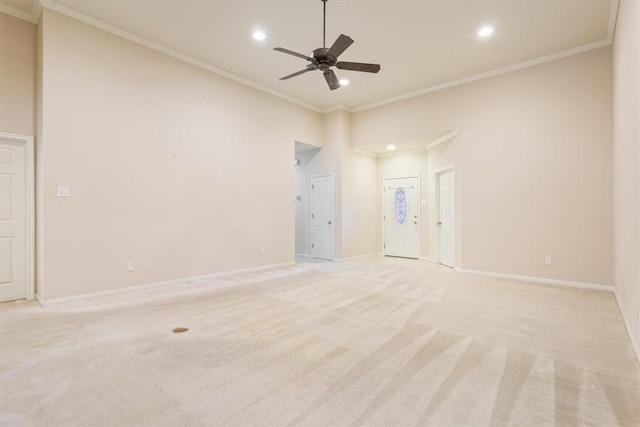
xmin=34 ymin=293 xmax=45 ymax=307
xmin=295 ymin=253 xmax=311 ymax=258
xmin=37 ymin=261 xmax=296 ymax=306
xmin=334 ymin=253 xmax=381 ymax=262
xmin=419 ymin=256 xmax=436 ymax=263
xmin=455 ymin=267 xmax=614 ymax=292
xmin=614 ymin=289 xmax=640 ymax=367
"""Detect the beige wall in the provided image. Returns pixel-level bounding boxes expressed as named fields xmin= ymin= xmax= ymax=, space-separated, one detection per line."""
xmin=294 ymin=110 xmax=378 ymax=260
xmin=39 ymin=9 xmax=322 ymax=300
xmin=0 ymin=12 xmax=36 ymax=135
xmin=340 ymin=112 xmax=378 ymax=259
xmin=6 ymin=5 xmax=624 ymax=306
xmin=353 ymin=47 xmax=613 ymax=285
xmin=613 ymin=0 xmax=640 ymax=358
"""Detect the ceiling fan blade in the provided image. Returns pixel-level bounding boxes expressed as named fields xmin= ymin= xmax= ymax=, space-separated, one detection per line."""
xmin=336 ymin=62 xmax=381 ymax=73
xmin=279 ymin=67 xmax=315 ymax=81
xmin=323 ymin=70 xmax=340 ymax=90
xmin=327 ymin=34 xmax=354 ymax=59
xmin=273 ymin=47 xmax=314 ymax=62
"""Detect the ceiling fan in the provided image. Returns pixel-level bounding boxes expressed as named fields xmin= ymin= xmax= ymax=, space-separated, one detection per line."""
xmin=274 ymin=0 xmax=381 ymax=90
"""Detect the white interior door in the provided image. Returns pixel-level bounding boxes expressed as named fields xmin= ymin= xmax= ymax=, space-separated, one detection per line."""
xmin=0 ymin=138 xmax=28 ymax=302
xmin=384 ymin=177 xmax=419 ymax=259
xmin=311 ymin=175 xmax=333 ymax=260
xmin=438 ymin=169 xmax=456 ymax=268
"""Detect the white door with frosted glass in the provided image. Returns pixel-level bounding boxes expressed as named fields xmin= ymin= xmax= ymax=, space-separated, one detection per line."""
xmin=311 ymin=175 xmax=333 ymax=260
xmin=438 ymin=169 xmax=456 ymax=268
xmin=384 ymin=177 xmax=419 ymax=258
xmin=0 ymin=138 xmax=27 ymax=302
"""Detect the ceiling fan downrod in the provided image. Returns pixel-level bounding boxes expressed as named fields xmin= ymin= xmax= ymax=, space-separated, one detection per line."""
xmin=323 ymin=0 xmax=327 ymax=48
xmin=273 ymin=0 xmax=381 ymax=90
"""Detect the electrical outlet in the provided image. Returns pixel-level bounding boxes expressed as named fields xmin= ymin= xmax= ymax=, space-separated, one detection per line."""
xmin=545 ymin=256 xmax=552 ymax=265
xmin=126 ymin=262 xmax=135 ymax=272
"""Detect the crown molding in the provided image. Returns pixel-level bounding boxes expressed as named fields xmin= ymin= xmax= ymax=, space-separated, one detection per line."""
xmin=25 ymin=0 xmax=620 ymax=116
xmin=0 ymin=0 xmax=40 ymax=23
xmin=38 ymin=0 xmax=322 ymax=113
xmin=426 ymin=130 xmax=459 ymax=151
xmin=351 ymin=38 xmax=611 ymax=113
xmin=348 ymin=1 xmax=619 ymax=113
xmin=353 ymin=129 xmax=458 ymax=158
xmin=607 ymin=0 xmax=620 ymax=43
xmin=321 ymin=104 xmax=353 ymax=114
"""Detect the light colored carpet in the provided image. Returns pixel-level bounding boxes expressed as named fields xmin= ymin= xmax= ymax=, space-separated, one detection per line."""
xmin=1 ymin=256 xmax=639 ymax=426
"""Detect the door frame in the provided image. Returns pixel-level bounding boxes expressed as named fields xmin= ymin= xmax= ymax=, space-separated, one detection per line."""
xmin=310 ymin=174 xmax=334 ymax=260
xmin=434 ymin=165 xmax=456 ymax=267
xmin=382 ymin=175 xmax=421 ymax=259
xmin=0 ymin=132 xmax=35 ymax=300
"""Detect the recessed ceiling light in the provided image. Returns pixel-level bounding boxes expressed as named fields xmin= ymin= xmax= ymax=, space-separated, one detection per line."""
xmin=252 ymin=30 xmax=266 ymax=41
xmin=339 ymin=79 xmax=349 ymax=86
xmin=387 ymin=144 xmax=396 ymax=150
xmin=477 ymin=25 xmax=494 ymax=38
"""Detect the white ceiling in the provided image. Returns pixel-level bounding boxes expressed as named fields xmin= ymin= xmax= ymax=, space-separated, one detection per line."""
xmin=2 ymin=0 xmax=617 ymax=112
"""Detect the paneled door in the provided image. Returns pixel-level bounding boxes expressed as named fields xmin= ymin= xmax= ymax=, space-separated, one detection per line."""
xmin=438 ymin=169 xmax=455 ymax=268
xmin=311 ymin=175 xmax=333 ymax=260
xmin=384 ymin=177 xmax=419 ymax=258
xmin=0 ymin=136 xmax=28 ymax=302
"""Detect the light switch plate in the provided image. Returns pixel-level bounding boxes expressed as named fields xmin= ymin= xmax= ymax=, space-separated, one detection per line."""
xmin=57 ymin=186 xmax=71 ymax=197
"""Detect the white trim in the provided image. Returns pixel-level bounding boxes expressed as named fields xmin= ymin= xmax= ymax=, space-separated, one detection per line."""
xmin=334 ymin=253 xmax=380 ymax=262
xmin=321 ymin=104 xmax=353 ymax=114
xmin=36 ymin=261 xmax=295 ymax=306
xmin=419 ymin=256 xmax=436 ymax=263
xmin=351 ymin=39 xmax=611 ymax=113
xmin=0 ymin=1 xmax=40 ymax=24
xmin=353 ymin=130 xmax=459 ymax=157
xmin=34 ymin=293 xmax=44 ymax=306
xmin=456 ymin=267 xmax=614 ymax=292
xmin=426 ymin=130 xmax=459 ymax=151
xmin=0 ymin=132 xmax=35 ymax=301
xmin=614 ymin=289 xmax=640 ymax=367
xmin=34 ymin=0 xmax=618 ymax=115
xmin=607 ymin=0 xmax=620 ymax=43
xmin=432 ymin=164 xmax=456 ymax=176
xmin=295 ymin=253 xmax=311 ymax=258
xmin=38 ymin=0 xmax=321 ymax=113
xmin=376 ymin=146 xmax=429 ymax=158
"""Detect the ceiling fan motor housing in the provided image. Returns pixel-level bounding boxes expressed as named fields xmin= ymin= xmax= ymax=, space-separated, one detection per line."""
xmin=313 ymin=48 xmax=336 ymax=70
xmin=273 ymin=0 xmax=380 ymax=89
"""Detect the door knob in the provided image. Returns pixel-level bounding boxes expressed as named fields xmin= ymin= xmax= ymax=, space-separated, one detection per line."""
xmin=437 ymin=222 xmax=442 ymax=225
xmin=328 ymin=221 xmax=332 ymax=225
